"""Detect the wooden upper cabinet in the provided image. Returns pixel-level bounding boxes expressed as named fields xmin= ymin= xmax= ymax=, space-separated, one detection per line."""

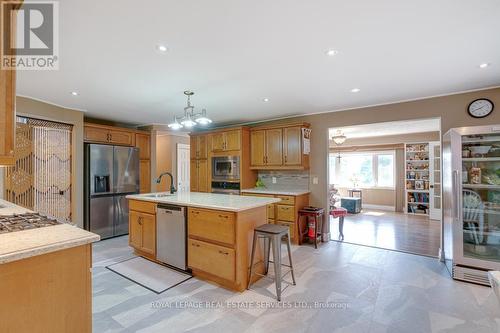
xmin=191 ymin=135 xmax=207 ymax=159
xmin=265 ymin=129 xmax=283 ymax=165
xmin=283 ymin=126 xmax=302 ymax=166
xmin=0 ymin=3 xmax=19 ymax=166
xmin=190 ymin=159 xmax=209 ymax=193
xmin=210 ymin=130 xmax=240 ymax=152
xmin=211 ymin=133 xmax=225 ymax=152
xmin=135 ymin=133 xmax=150 ymax=159
xmin=84 ymin=124 xmax=135 ymax=146
xmin=108 ymin=129 xmax=134 ymax=146
xmin=84 ymin=126 xmax=109 ymax=143
xmin=250 ymin=130 xmax=266 ymax=166
xmin=224 ymin=130 xmax=241 ymax=151
xmin=250 ymin=123 xmax=310 ymax=170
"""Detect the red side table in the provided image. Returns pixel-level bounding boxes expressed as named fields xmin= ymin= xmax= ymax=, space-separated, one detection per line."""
xmin=330 ymin=207 xmax=347 ymax=240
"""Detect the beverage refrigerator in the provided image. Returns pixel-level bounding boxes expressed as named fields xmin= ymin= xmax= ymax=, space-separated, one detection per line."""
xmin=84 ymin=144 xmax=140 ymax=239
xmin=443 ymin=125 xmax=500 ymax=285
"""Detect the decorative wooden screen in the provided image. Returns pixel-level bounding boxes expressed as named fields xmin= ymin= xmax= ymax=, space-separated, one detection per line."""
xmin=4 ymin=117 xmax=73 ymax=221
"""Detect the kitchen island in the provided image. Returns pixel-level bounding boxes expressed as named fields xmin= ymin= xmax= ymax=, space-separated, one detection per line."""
xmin=0 ymin=199 xmax=100 ymax=333
xmin=126 ymin=192 xmax=281 ymax=291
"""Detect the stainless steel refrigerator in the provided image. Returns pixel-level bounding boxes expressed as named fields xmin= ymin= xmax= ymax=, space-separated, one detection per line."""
xmin=443 ymin=125 xmax=500 ymax=285
xmin=84 ymin=144 xmax=139 ymax=239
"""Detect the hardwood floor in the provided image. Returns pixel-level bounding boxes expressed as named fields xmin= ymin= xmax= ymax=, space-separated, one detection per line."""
xmin=330 ymin=210 xmax=441 ymax=257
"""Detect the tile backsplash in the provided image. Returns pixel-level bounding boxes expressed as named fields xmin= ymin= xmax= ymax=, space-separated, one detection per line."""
xmin=257 ymin=170 xmax=310 ymax=191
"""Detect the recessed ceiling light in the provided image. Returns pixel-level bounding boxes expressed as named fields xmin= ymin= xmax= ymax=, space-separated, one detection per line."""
xmin=479 ymin=63 xmax=490 ymax=69
xmin=262 ymin=98 xmax=270 ymax=102
xmin=156 ymin=44 xmax=168 ymax=53
xmin=71 ymin=91 xmax=78 ymax=96
xmin=350 ymin=88 xmax=360 ymax=93
xmin=326 ymin=49 xmax=339 ymax=56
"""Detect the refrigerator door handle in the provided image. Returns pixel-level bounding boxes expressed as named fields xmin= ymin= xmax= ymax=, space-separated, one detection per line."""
xmin=452 ymin=170 xmax=460 ymax=221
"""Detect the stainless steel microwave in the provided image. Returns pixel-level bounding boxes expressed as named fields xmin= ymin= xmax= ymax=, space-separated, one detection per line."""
xmin=212 ymin=156 xmax=240 ymax=181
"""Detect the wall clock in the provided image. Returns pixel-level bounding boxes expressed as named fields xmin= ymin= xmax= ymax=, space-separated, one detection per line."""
xmin=468 ymin=98 xmax=494 ymax=118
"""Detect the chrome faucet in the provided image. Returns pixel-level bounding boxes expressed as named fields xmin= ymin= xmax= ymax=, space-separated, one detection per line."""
xmin=156 ymin=172 xmax=177 ymax=194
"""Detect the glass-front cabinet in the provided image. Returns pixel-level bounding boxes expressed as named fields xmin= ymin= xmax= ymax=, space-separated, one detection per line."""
xmin=443 ymin=125 xmax=500 ymax=285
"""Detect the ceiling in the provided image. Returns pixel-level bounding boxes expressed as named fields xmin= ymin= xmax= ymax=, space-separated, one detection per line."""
xmin=17 ymin=0 xmax=500 ymax=127
xmin=329 ymin=118 xmax=441 ymax=139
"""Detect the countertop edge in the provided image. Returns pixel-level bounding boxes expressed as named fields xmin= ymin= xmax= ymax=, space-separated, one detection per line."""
xmin=126 ymin=195 xmax=281 ymax=211
xmin=240 ymin=189 xmax=311 ymax=196
xmin=0 ymin=233 xmax=100 ymax=264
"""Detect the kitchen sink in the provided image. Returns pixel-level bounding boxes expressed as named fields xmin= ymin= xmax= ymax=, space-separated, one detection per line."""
xmin=143 ymin=193 xmax=173 ymax=198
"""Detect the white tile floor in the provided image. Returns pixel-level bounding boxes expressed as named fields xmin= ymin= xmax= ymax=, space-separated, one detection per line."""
xmin=92 ymin=236 xmax=500 ymax=333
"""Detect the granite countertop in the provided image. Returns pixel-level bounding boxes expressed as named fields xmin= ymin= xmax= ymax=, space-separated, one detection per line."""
xmin=0 ymin=199 xmax=100 ymax=264
xmin=241 ymin=188 xmax=311 ymax=196
xmin=127 ymin=192 xmax=281 ymax=212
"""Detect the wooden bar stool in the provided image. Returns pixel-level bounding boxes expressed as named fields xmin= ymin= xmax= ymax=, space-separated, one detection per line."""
xmin=248 ymin=224 xmax=296 ymax=301
xmin=330 ymin=207 xmax=347 ymax=240
xmin=297 ymin=207 xmax=325 ymax=248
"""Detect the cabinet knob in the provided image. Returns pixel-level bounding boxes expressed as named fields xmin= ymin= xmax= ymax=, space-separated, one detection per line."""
xmin=218 ymin=214 xmax=228 ymax=219
xmin=218 ymin=250 xmax=229 ymax=255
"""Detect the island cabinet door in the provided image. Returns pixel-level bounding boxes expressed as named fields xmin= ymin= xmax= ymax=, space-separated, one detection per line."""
xmin=140 ymin=212 xmax=156 ymax=255
xmin=129 ymin=210 xmax=142 ymax=250
xmin=188 ymin=239 xmax=235 ymax=281
xmin=188 ymin=208 xmax=235 ymax=245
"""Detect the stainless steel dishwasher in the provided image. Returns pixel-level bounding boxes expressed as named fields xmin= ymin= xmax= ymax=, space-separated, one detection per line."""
xmin=156 ymin=204 xmax=187 ymax=271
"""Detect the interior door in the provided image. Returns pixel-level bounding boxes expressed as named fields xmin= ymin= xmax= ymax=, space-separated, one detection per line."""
xmin=265 ymin=129 xmax=283 ymax=165
xmin=250 ymin=130 xmax=266 ymax=166
xmin=429 ymin=141 xmax=442 ymax=220
xmin=114 ymin=195 xmax=129 ymax=236
xmin=177 ymin=144 xmax=190 ymax=192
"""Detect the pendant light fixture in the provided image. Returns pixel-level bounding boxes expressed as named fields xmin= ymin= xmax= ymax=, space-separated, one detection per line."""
xmin=168 ymin=90 xmax=212 ymax=129
xmin=332 ymin=129 xmax=347 ymax=145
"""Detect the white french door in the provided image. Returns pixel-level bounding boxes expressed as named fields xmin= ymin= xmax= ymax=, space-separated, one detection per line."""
xmin=176 ymin=143 xmax=190 ymax=192
xmin=429 ymin=141 xmax=442 ymax=220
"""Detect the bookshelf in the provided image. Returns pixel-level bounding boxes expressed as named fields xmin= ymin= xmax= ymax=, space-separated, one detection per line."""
xmin=405 ymin=143 xmax=430 ymax=216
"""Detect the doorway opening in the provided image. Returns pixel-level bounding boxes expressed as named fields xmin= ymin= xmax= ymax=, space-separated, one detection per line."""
xmin=328 ymin=118 xmax=442 ymax=257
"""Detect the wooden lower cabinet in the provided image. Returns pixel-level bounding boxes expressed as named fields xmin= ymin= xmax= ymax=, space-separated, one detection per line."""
xmin=188 ymin=208 xmax=235 ymax=245
xmin=187 ymin=206 xmax=266 ymax=291
xmin=129 ymin=203 xmax=156 ymax=257
xmin=188 ymin=238 xmax=235 ymax=281
xmin=0 ymin=245 xmax=92 ymax=332
xmin=190 ymin=159 xmax=208 ymax=192
xmin=242 ymin=192 xmax=309 ymax=244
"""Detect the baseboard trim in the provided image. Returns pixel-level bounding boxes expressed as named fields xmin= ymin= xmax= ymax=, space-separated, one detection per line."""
xmin=362 ymin=204 xmax=395 ymax=212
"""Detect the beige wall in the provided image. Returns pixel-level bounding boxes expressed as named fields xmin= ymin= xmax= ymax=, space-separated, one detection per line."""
xmin=337 ymin=188 xmax=396 ymax=208
xmin=9 ymin=96 xmax=85 ymax=226
xmin=330 ymin=131 xmax=440 ymax=148
xmin=249 ymin=87 xmax=500 ymax=212
xmin=153 ymin=131 xmax=190 ymax=192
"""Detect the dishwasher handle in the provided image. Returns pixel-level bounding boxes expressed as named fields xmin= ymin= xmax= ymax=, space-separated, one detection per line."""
xmin=158 ymin=204 xmax=185 ymax=213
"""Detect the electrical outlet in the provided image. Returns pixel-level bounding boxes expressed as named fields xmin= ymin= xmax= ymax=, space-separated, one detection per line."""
xmin=312 ymin=176 xmax=319 ymax=185
xmin=272 ymin=177 xmax=277 ymax=184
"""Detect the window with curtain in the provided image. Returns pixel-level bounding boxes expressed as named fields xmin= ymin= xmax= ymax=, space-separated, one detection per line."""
xmin=329 ymin=151 xmax=395 ymax=188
